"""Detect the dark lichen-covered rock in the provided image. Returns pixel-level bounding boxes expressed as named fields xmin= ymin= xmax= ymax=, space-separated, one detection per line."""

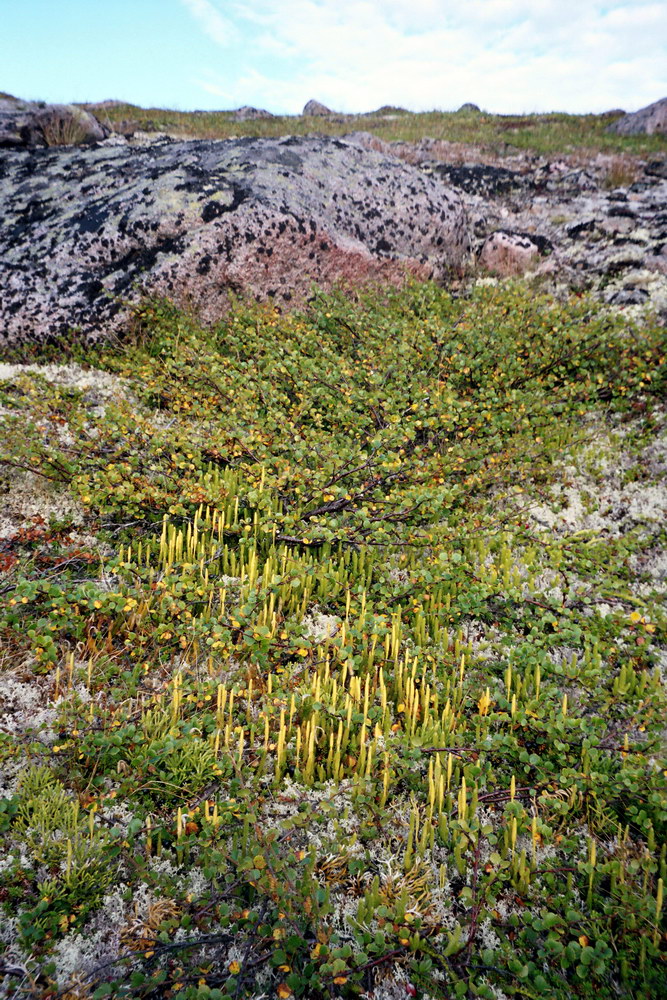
xmin=0 ymin=134 xmax=470 ymax=345
xmin=423 ymin=162 xmax=529 ymax=199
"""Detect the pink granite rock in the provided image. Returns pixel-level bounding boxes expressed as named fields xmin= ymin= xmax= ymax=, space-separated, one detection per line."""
xmin=0 ymin=134 xmax=469 ymax=344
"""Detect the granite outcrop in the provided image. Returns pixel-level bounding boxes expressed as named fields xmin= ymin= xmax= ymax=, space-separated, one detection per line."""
xmin=351 ymin=132 xmax=667 ymax=317
xmin=0 ymin=134 xmax=469 ymax=344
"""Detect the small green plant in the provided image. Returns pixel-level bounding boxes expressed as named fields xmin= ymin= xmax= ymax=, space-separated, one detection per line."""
xmin=6 ymin=767 xmax=119 ymax=946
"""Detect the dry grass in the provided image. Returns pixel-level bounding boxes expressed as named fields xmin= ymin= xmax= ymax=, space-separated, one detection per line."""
xmin=601 ymin=154 xmax=642 ymax=189
xmin=40 ymin=111 xmax=92 ymax=147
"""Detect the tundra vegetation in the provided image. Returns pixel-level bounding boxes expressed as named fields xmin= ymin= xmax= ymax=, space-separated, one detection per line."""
xmin=0 ymin=281 xmax=666 ymax=999
xmin=89 ymin=103 xmax=666 ymax=156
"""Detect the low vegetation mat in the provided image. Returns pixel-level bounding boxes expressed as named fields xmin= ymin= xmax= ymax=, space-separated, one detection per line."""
xmin=1 ymin=282 xmax=666 ymax=999
xmin=91 ymin=104 xmax=667 ymax=156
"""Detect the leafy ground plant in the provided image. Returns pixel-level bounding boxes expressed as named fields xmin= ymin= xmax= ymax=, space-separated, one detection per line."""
xmin=0 ymin=281 xmax=666 ymax=998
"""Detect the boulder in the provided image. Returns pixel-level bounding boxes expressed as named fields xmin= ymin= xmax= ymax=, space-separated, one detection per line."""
xmin=303 ymin=99 xmax=333 ymax=116
xmin=35 ymin=104 xmax=109 ymax=145
xmin=607 ymin=97 xmax=667 ymax=136
xmin=0 ymin=97 xmax=108 ymax=148
xmin=0 ymin=134 xmax=470 ymax=345
xmin=479 ymin=231 xmax=552 ymax=277
xmin=368 ymin=105 xmax=408 ymax=116
xmin=0 ymin=96 xmax=44 ymax=147
xmin=457 ymin=103 xmax=481 ymax=113
xmin=231 ymin=106 xmax=275 ymax=121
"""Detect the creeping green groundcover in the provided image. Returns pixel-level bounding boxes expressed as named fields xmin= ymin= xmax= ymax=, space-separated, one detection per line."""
xmin=1 ymin=282 xmax=666 ymax=999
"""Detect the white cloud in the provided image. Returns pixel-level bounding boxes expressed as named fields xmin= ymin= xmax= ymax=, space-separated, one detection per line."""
xmin=194 ymin=78 xmax=231 ymax=98
xmin=180 ymin=0 xmax=237 ymax=47
xmin=186 ymin=1 xmax=667 ymax=113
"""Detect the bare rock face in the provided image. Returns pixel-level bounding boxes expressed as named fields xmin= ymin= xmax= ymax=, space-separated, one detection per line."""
xmin=607 ymin=97 xmax=667 ymax=136
xmin=0 ymin=134 xmax=469 ymax=345
xmin=303 ymin=99 xmax=333 ymax=116
xmin=479 ymin=231 xmax=553 ymax=277
xmin=0 ymin=96 xmax=108 ymax=148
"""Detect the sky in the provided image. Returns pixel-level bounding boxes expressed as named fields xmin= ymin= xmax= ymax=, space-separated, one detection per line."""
xmin=1 ymin=1 xmax=666 ymax=116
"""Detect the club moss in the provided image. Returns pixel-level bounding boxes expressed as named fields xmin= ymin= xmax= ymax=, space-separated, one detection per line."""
xmin=0 ymin=281 xmax=666 ymax=998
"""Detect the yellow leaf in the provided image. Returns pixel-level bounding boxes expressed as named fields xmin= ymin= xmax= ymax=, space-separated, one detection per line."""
xmin=253 ymin=855 xmax=267 ymax=869
xmin=228 ymin=961 xmax=241 ymax=974
xmin=579 ymin=935 xmax=589 ymax=947
xmin=629 ymin=611 xmax=641 ymax=623
xmin=333 ymin=977 xmax=348 ymax=985
xmin=277 ymin=985 xmax=292 ymax=999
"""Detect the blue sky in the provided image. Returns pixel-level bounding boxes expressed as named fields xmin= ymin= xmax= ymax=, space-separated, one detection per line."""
xmin=2 ymin=1 xmax=666 ymax=114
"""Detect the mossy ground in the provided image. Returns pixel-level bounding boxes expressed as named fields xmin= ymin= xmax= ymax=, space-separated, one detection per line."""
xmin=89 ymin=103 xmax=667 ymax=157
xmin=1 ymin=282 xmax=666 ymax=999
